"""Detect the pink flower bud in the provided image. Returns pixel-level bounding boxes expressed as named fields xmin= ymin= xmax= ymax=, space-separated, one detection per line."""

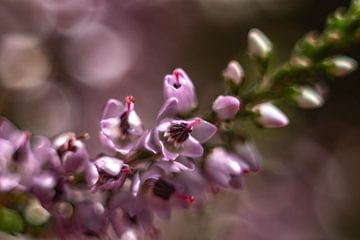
xmin=252 ymin=102 xmax=289 ymax=128
xmin=223 ymin=60 xmax=244 ymax=85
xmin=212 ymin=95 xmax=240 ymax=120
xmin=248 ymin=28 xmax=272 ymax=59
xmin=293 ymin=86 xmax=324 ymax=109
xmin=325 ymin=55 xmax=357 ymax=77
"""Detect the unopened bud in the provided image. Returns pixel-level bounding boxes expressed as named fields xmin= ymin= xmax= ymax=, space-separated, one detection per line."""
xmin=56 ymin=202 xmax=73 ymax=219
xmin=293 ymin=86 xmax=324 ymax=109
xmin=212 ymin=95 xmax=240 ymax=120
xmin=223 ymin=60 xmax=244 ymax=85
xmin=248 ymin=28 xmax=273 ymax=60
xmin=24 ymin=200 xmax=50 ymax=226
xmin=324 ymin=55 xmax=357 ymax=77
xmin=252 ymin=102 xmax=289 ymax=128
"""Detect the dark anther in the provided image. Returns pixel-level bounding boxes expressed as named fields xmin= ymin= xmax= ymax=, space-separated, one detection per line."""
xmin=153 ymin=179 xmax=176 ymax=200
xmin=167 ymin=123 xmax=191 ymax=144
xmin=119 ymin=112 xmax=130 ymax=135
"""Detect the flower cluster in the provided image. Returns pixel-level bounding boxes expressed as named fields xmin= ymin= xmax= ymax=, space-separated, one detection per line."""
xmin=1 ymin=1 xmax=360 ymax=236
xmin=0 ymin=68 xmax=261 ymax=239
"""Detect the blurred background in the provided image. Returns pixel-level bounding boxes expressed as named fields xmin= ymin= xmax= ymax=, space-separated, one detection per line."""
xmin=0 ymin=0 xmax=359 ymax=239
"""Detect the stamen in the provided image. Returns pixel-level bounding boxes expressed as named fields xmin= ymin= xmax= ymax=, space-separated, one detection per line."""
xmin=125 ymin=96 xmax=135 ymax=115
xmin=174 ymin=193 xmax=196 ymax=203
xmin=76 ymin=133 xmax=90 ymax=141
xmin=153 ymin=179 xmax=176 ymax=200
xmin=167 ymin=122 xmax=191 ymax=144
xmin=173 ymin=69 xmax=182 ymax=88
xmin=187 ymin=118 xmax=202 ymax=129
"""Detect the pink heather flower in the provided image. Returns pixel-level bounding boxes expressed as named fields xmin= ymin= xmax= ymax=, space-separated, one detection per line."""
xmin=85 ymin=156 xmax=129 ymax=192
xmin=100 ymin=96 xmax=144 ymax=155
xmin=0 ymin=117 xmax=27 ymax=147
xmin=252 ymin=102 xmax=289 ymax=128
xmin=212 ymin=95 xmax=240 ymax=120
xmin=109 ymin=191 xmax=155 ymax=237
xmin=51 ymin=201 xmax=108 ymax=239
xmin=72 ymin=201 xmax=108 ymax=238
xmin=0 ymin=118 xmax=39 ymax=192
xmin=52 ymin=132 xmax=90 ymax=175
xmin=129 ymin=166 xmax=196 ymax=219
xmin=163 ymin=68 xmax=198 ymax=114
xmin=150 ymin=98 xmax=217 ymax=160
xmin=145 ymin=98 xmax=217 ymax=160
xmin=205 ymin=147 xmax=251 ymax=189
xmin=159 ymin=117 xmax=217 ymax=160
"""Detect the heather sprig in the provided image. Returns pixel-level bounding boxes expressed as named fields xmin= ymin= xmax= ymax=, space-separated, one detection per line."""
xmin=0 ymin=1 xmax=360 ymax=239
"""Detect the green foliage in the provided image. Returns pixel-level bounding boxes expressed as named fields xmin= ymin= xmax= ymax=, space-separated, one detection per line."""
xmin=0 ymin=207 xmax=24 ymax=234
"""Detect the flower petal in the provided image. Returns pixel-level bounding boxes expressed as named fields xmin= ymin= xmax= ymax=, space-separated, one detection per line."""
xmin=102 ymin=99 xmax=124 ymax=119
xmin=136 ymin=209 xmax=154 ymax=234
xmin=160 ymin=141 xmax=179 ymax=161
xmin=155 ymin=159 xmax=194 ymax=173
xmin=163 ymin=69 xmax=197 ymax=114
xmin=94 ymin=156 xmax=123 ymax=176
xmin=85 ymin=162 xmax=99 ymax=187
xmin=101 ymin=118 xmax=121 ymax=137
xmin=0 ymin=174 xmax=20 ymax=192
xmin=130 ymin=130 xmax=153 ymax=153
xmin=181 ymin=136 xmax=203 ymax=158
xmin=191 ymin=120 xmax=217 ymax=143
xmin=97 ymin=173 xmax=127 ymax=191
xmin=0 ymin=139 xmax=14 ymax=169
xmin=0 ymin=117 xmax=23 ymax=144
xmin=130 ymin=171 xmax=141 ymax=197
xmin=156 ymin=97 xmax=178 ymax=125
xmin=99 ymin=132 xmax=133 ymax=155
xmin=62 ymin=145 xmax=88 ymax=174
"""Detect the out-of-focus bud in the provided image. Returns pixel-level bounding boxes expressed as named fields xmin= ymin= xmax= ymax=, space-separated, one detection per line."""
xmin=212 ymin=95 xmax=240 ymax=120
xmin=233 ymin=141 xmax=261 ymax=172
xmin=324 ymin=55 xmax=358 ymax=77
xmin=0 ymin=34 xmax=51 ymax=90
xmin=222 ymin=60 xmax=244 ymax=86
xmin=248 ymin=28 xmax=273 ymax=60
xmin=24 ymin=199 xmax=50 ymax=226
xmin=205 ymin=147 xmax=249 ymax=189
xmin=252 ymin=102 xmax=289 ymax=128
xmin=55 ymin=202 xmax=74 ymax=219
xmin=293 ymin=86 xmax=324 ymax=109
xmin=353 ymin=0 xmax=360 ymax=10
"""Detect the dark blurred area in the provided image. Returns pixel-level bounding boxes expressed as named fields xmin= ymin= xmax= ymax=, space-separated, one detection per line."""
xmin=0 ymin=0 xmax=359 ymax=239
